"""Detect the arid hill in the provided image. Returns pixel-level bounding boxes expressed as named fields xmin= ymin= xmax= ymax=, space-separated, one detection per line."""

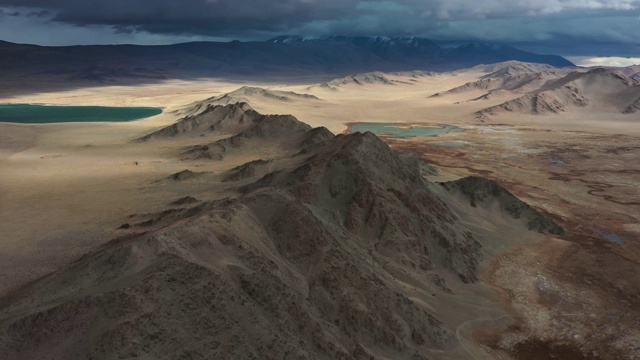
xmin=0 ymin=104 xmax=564 ymax=360
xmin=430 ymin=62 xmax=569 ymax=99
xmin=172 ymin=88 xmax=321 ymax=119
xmin=465 ymin=61 xmax=561 ymax=75
xmin=206 ymin=86 xmax=321 ymax=106
xmin=180 ymin=112 xmax=318 ymax=161
xmin=438 ymin=71 xmax=564 ymax=98
xmin=147 ymin=102 xmax=332 ymax=161
xmin=315 ymin=72 xmax=396 ymax=90
xmin=141 ymin=102 xmax=263 ymax=139
xmin=311 ymin=70 xmax=441 ymax=90
xmin=476 ymin=68 xmax=640 ymax=118
xmin=441 ymin=176 xmax=564 ymax=235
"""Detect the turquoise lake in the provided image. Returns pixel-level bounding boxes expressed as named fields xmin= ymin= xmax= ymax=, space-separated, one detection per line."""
xmin=0 ymin=104 xmax=162 ymax=124
xmin=351 ymin=123 xmax=463 ymax=138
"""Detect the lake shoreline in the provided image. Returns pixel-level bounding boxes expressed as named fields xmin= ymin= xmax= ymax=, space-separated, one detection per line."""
xmin=0 ymin=104 xmax=163 ymax=124
xmin=345 ymin=121 xmax=464 ymax=138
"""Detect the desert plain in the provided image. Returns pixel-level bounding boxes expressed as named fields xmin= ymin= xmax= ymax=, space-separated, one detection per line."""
xmin=0 ymin=62 xmax=639 ymax=359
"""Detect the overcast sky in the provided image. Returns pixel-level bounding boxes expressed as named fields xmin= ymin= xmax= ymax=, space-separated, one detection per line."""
xmin=1 ymin=0 xmax=639 ymax=59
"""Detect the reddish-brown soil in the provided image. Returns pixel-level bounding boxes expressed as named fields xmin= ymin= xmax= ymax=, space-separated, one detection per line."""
xmin=379 ymin=126 xmax=640 ymax=359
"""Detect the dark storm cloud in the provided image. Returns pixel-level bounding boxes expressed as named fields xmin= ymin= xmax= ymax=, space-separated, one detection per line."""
xmin=25 ymin=9 xmax=51 ymax=17
xmin=0 ymin=0 xmax=360 ymax=34
xmin=1 ymin=0 xmax=638 ymax=34
xmin=0 ymin=0 xmax=639 ymax=55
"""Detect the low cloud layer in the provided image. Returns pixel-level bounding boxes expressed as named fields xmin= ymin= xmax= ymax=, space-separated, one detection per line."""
xmin=1 ymin=0 xmax=639 ymax=56
xmin=569 ymin=56 xmax=640 ymax=67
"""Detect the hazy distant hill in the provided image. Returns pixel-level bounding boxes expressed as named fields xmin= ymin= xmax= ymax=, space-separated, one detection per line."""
xmin=476 ymin=68 xmax=640 ymax=118
xmin=0 ymin=36 xmax=574 ymax=85
xmin=431 ymin=62 xmax=569 ymax=98
xmin=267 ymin=36 xmax=572 ymax=69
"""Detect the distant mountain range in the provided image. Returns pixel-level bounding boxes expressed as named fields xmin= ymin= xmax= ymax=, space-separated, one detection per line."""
xmin=413 ymin=60 xmax=640 ymax=119
xmin=177 ymin=60 xmax=640 ymax=121
xmin=0 ymin=36 xmax=574 ymax=85
xmin=474 ymin=68 xmax=640 ymax=118
xmin=267 ymin=36 xmax=572 ymax=69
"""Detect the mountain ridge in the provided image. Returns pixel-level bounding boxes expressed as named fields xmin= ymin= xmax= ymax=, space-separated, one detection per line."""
xmin=0 ymin=103 xmax=565 ymax=359
xmin=0 ymin=36 xmax=574 ymax=86
xmin=475 ymin=67 xmax=640 ymax=118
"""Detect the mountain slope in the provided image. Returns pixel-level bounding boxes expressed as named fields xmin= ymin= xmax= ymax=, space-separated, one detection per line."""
xmin=169 ymin=87 xmax=321 ymax=120
xmin=314 ymin=72 xmax=396 ymax=89
xmin=431 ymin=62 xmax=567 ymax=99
xmin=0 ymin=104 xmax=564 ymax=360
xmin=441 ymin=176 xmax=564 ymax=235
xmin=195 ymin=86 xmax=322 ymax=109
xmin=476 ymin=68 xmax=640 ymax=118
xmin=475 ymin=61 xmax=560 ymax=77
xmin=181 ymin=112 xmax=315 ymax=161
xmin=141 ymin=102 xmax=261 ymax=140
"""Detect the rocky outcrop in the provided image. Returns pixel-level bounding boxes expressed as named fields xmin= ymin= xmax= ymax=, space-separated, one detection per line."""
xmin=180 ymin=112 xmax=314 ymax=161
xmin=441 ymin=176 xmax=564 ymax=235
xmin=140 ymin=102 xmax=260 ymax=139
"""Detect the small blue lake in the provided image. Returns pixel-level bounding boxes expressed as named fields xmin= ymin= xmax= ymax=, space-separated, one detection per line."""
xmin=350 ymin=123 xmax=463 ymax=138
xmin=0 ymin=104 xmax=162 ymax=124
